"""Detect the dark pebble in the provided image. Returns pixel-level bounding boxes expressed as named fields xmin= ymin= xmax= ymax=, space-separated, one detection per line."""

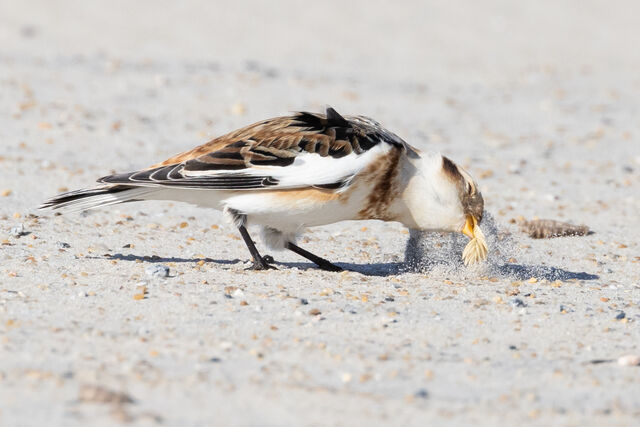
xmin=615 ymin=311 xmax=626 ymax=320
xmin=509 ymin=298 xmax=526 ymax=308
xmin=414 ymin=389 xmax=429 ymax=399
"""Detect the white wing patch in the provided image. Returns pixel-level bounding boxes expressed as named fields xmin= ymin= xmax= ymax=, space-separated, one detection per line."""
xmin=181 ymin=142 xmax=392 ymax=190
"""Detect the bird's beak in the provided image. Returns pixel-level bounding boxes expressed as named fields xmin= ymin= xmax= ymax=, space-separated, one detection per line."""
xmin=462 ymin=215 xmax=476 ymax=239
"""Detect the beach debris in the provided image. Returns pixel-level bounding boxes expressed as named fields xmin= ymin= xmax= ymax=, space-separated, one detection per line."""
xmin=587 ymin=359 xmax=613 ymax=365
xmin=145 ymin=264 xmax=169 ymax=278
xmin=9 ymin=223 xmax=27 ymax=237
xmin=509 ymin=298 xmax=527 ymax=308
xmin=56 ymin=241 xmax=71 ymax=249
xmin=617 ymin=355 xmax=640 ymax=367
xmin=78 ymin=384 xmax=134 ymax=405
xmin=520 ymin=219 xmax=590 ymax=239
xmin=133 ymin=283 xmax=148 ymax=300
xmin=224 ymin=286 xmax=239 ymax=298
xmin=559 ymin=305 xmax=573 ymax=314
xmin=414 ymin=388 xmax=429 ymax=399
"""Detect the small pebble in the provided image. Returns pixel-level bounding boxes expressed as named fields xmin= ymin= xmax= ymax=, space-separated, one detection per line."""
xmin=145 ymin=264 xmax=170 ymax=278
xmin=509 ymin=298 xmax=526 ymax=308
xmin=559 ymin=305 xmax=572 ymax=313
xmin=309 ymin=308 xmax=321 ymax=316
xmin=299 ymin=298 xmax=309 ymax=305
xmin=10 ymin=224 xmax=26 ymax=237
xmin=617 ymin=355 xmax=640 ymax=366
xmin=615 ymin=311 xmax=626 ymax=320
xmin=414 ymin=389 xmax=429 ymax=399
xmin=56 ymin=241 xmax=71 ymax=249
xmin=209 ymin=357 xmax=222 ymax=363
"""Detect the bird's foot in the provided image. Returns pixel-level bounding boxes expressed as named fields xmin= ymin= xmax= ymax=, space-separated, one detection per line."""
xmin=246 ymin=255 xmax=277 ymax=271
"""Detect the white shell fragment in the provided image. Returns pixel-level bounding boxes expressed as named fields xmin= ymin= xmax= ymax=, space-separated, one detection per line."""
xmin=462 ymin=224 xmax=488 ymax=265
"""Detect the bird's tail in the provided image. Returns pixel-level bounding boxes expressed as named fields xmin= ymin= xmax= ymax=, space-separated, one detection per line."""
xmin=40 ymin=185 xmax=157 ymax=213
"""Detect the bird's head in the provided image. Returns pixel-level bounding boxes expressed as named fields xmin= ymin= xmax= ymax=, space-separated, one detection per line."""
xmin=401 ymin=151 xmax=485 ymax=242
xmin=441 ymin=156 xmax=484 ymax=238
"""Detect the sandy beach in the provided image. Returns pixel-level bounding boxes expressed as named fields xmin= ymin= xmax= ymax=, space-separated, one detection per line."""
xmin=1 ymin=1 xmax=639 ymax=425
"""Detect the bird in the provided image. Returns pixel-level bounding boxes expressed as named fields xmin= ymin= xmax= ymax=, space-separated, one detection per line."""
xmin=41 ymin=107 xmax=486 ymax=271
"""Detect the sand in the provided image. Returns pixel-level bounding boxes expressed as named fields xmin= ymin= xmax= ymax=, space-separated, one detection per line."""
xmin=1 ymin=1 xmax=639 ymax=425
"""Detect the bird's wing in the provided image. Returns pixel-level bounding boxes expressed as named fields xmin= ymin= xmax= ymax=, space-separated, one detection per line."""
xmin=98 ymin=107 xmax=406 ymax=191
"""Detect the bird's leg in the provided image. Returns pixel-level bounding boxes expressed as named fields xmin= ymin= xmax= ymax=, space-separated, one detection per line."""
xmin=285 ymin=242 xmax=343 ymax=272
xmin=238 ymin=225 xmax=276 ymax=270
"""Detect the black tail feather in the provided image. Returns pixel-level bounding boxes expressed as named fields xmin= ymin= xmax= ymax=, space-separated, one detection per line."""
xmin=40 ymin=185 xmax=133 ymax=210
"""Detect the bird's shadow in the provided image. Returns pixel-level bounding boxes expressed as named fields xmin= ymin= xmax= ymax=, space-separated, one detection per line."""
xmin=103 ymin=252 xmax=403 ymax=276
xmin=102 ymin=253 xmax=597 ymax=281
xmin=496 ymin=263 xmax=598 ymax=281
xmin=104 ymin=253 xmax=242 ymax=265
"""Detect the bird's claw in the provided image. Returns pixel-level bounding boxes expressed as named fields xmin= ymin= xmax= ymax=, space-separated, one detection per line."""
xmin=246 ymin=255 xmax=277 ymax=271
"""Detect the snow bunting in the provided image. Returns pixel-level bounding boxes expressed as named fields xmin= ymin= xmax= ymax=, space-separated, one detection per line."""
xmin=41 ymin=107 xmax=486 ymax=271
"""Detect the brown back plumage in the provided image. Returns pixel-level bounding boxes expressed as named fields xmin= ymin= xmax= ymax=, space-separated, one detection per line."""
xmin=97 ymin=107 xmax=406 ymax=189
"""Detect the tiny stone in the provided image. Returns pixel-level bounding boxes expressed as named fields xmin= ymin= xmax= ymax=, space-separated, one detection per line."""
xmin=145 ymin=264 xmax=170 ymax=278
xmin=56 ymin=241 xmax=71 ymax=249
xmin=509 ymin=298 xmax=526 ymax=308
xmin=299 ymin=298 xmax=309 ymax=305
xmin=343 ymin=304 xmax=357 ymax=314
xmin=209 ymin=357 xmax=222 ymax=363
xmin=414 ymin=389 xmax=429 ymax=399
xmin=559 ymin=305 xmax=572 ymax=313
xmin=10 ymin=224 xmax=26 ymax=237
xmin=309 ymin=308 xmax=321 ymax=316
xmin=615 ymin=311 xmax=626 ymax=320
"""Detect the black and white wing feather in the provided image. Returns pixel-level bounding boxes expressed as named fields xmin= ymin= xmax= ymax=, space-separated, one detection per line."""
xmin=98 ymin=107 xmax=406 ymax=191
